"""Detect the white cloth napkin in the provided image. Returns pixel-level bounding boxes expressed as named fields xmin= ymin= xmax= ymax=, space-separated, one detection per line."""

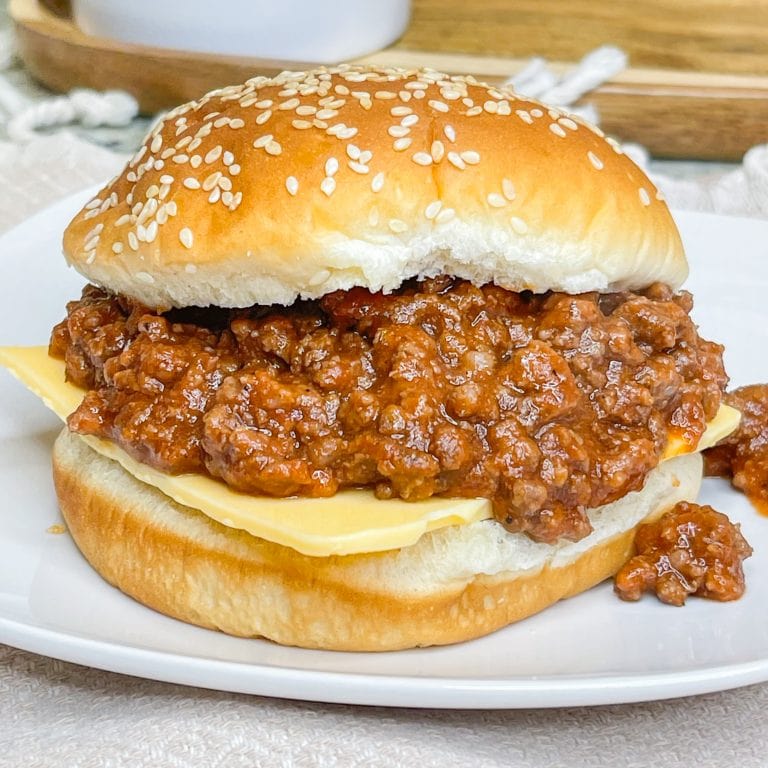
xmin=1 ymin=131 xmax=767 ymax=768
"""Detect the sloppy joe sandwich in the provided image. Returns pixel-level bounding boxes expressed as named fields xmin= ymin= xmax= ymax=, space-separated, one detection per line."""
xmin=0 ymin=65 xmax=741 ymax=651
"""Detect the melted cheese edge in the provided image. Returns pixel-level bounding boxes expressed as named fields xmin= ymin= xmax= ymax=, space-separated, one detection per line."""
xmin=0 ymin=346 xmax=741 ymax=557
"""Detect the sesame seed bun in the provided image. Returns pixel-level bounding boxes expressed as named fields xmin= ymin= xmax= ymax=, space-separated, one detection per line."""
xmin=63 ymin=66 xmax=686 ymax=309
xmin=53 ymin=429 xmax=702 ymax=651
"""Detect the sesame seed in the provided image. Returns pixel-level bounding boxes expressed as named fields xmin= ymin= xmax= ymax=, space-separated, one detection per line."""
xmin=183 ymin=177 xmax=201 ymax=190
xmin=371 ymin=172 xmax=385 ymax=193
xmin=549 ymin=123 xmax=567 ymax=138
xmin=587 ymin=151 xmax=604 ymax=170
xmin=146 ymin=221 xmax=158 ymax=242
xmin=85 ymin=250 xmax=96 ymax=264
xmin=84 ymin=236 xmax=99 ymax=251
xmin=502 ymin=178 xmax=516 ymax=200
xmin=176 ymin=135 xmax=192 ymax=149
xmin=428 ymin=99 xmax=449 ymax=113
xmin=223 ymin=151 xmax=234 ymax=166
xmin=85 ymin=198 xmax=102 ymax=210
xmin=213 ymin=117 xmax=230 ymax=128
xmin=430 ymin=140 xmax=445 ymax=162
xmin=375 ymin=90 xmax=396 ymax=100
xmin=172 ymin=154 xmax=189 ymax=164
xmin=153 ymin=159 xmax=164 ymax=171
xmin=325 ymin=157 xmax=339 ymax=177
xmin=559 ymin=117 xmax=578 ymax=131
xmin=292 ymin=119 xmax=312 ymax=129
xmin=146 ymin=185 xmax=160 ymax=199
xmin=83 ymin=209 xmax=99 ymax=220
xmin=190 ymin=155 xmax=202 ymax=168
xmin=531 ymin=109 xmax=544 ymax=118
xmin=425 ymin=200 xmax=442 ymax=220
xmin=346 ymin=144 xmax=361 ymax=160
xmin=435 ymin=207 xmax=456 ymax=224
xmin=388 ymin=219 xmax=408 ymax=233
xmin=136 ymin=224 xmax=148 ymax=242
xmin=229 ymin=118 xmax=245 ymax=129
xmin=338 ymin=127 xmax=358 ymax=139
xmin=296 ymin=105 xmax=317 ymax=116
xmin=208 ymin=187 xmax=221 ymax=204
xmin=128 ymin=232 xmax=139 ymax=251
xmin=388 ymin=125 xmax=410 ymax=138
xmin=286 ymin=176 xmax=299 ymax=196
xmin=321 ymin=177 xmax=336 ymax=196
xmin=460 ymin=150 xmax=480 ymax=165
xmin=510 ymin=216 xmax=528 ymax=234
xmin=221 ymin=190 xmax=234 ymax=206
xmin=316 ymin=108 xmax=338 ymax=120
xmin=156 ymin=207 xmax=169 ymax=225
xmin=390 ymin=106 xmax=412 ymax=117
xmin=202 ymin=172 xmax=222 ymax=191
xmin=115 ymin=214 xmax=131 ymax=227
xmin=401 ymin=114 xmax=419 ymax=127
xmin=359 ymin=150 xmax=372 ymax=164
xmin=255 ymin=99 xmax=273 ymax=109
xmin=349 ymin=161 xmax=369 ymax=174
xmin=218 ymin=176 xmax=232 ymax=191
xmin=606 ymin=137 xmax=624 ymax=154
xmin=487 ymin=193 xmax=506 ymax=208
xmin=159 ymin=174 xmax=174 ymax=184
xmin=443 ymin=124 xmax=456 ymax=142
xmin=483 ymin=100 xmax=498 ymax=114
xmin=136 ymin=271 xmax=155 ymax=284
xmin=179 ymin=228 xmax=194 ymax=249
xmin=466 ymin=106 xmax=483 ymax=117
xmin=166 ymin=202 xmax=178 ymax=216
xmin=412 ymin=152 xmax=433 ymax=166
xmin=85 ymin=223 xmax=104 ymax=239
xmin=229 ymin=164 xmax=241 ymax=175
xmin=265 ymin=141 xmax=282 ymax=156
xmin=256 ymin=110 xmax=272 ymax=125
xmin=279 ymin=98 xmax=300 ymax=110
xmin=393 ymin=137 xmax=413 ymax=152
xmin=639 ymin=188 xmax=651 ymax=206
xmin=205 ymin=145 xmax=223 ymax=164
xmin=253 ymin=134 xmax=273 ymax=148
xmin=447 ymin=151 xmax=466 ymax=170
xmin=112 ymin=242 xmax=123 ymax=254
xmin=497 ymin=101 xmax=511 ymax=115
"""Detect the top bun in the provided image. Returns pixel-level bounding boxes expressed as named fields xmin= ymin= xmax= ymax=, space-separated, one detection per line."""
xmin=63 ymin=66 xmax=686 ymax=309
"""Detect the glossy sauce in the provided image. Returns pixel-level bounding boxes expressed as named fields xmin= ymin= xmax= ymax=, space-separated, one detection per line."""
xmin=704 ymin=384 xmax=768 ymax=515
xmin=50 ymin=278 xmax=726 ymax=544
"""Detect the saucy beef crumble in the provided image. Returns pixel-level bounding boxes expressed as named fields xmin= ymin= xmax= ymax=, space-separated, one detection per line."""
xmin=704 ymin=384 xmax=768 ymax=514
xmin=50 ymin=278 xmax=727 ymax=543
xmin=614 ymin=501 xmax=752 ymax=605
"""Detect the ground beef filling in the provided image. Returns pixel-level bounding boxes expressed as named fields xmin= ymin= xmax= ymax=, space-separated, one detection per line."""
xmin=49 ymin=278 xmax=727 ymax=544
xmin=704 ymin=384 xmax=768 ymax=515
xmin=614 ymin=501 xmax=752 ymax=605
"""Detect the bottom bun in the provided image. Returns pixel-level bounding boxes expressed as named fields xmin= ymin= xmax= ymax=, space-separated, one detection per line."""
xmin=53 ymin=429 xmax=702 ymax=651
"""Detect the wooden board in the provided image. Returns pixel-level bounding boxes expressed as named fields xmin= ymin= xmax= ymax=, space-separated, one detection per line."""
xmin=11 ymin=0 xmax=768 ymax=161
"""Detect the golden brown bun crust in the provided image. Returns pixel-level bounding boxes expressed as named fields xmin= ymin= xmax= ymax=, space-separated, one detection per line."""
xmin=63 ymin=66 xmax=685 ymax=309
xmin=53 ymin=430 xmax=702 ymax=651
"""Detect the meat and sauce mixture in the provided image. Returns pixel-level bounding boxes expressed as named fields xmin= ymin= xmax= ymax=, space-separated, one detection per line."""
xmin=49 ymin=277 xmax=727 ymax=544
xmin=704 ymin=384 xmax=768 ymax=515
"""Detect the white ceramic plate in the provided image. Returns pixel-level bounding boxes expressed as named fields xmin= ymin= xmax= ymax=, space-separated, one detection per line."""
xmin=1 ymin=188 xmax=767 ymax=709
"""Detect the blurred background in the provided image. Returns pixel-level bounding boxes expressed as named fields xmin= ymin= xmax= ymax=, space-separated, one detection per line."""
xmin=0 ymin=0 xmax=766 ymax=227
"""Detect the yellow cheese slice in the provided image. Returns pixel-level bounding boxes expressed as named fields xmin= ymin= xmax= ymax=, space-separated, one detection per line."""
xmin=0 ymin=346 xmax=491 ymax=556
xmin=0 ymin=346 xmax=741 ymax=557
